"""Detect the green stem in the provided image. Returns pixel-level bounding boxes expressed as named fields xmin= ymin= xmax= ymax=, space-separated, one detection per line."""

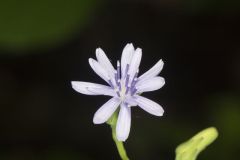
xmin=107 ymin=110 xmax=130 ymax=160
xmin=111 ymin=124 xmax=130 ymax=160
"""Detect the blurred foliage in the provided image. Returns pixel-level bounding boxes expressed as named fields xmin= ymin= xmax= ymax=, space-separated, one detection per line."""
xmin=0 ymin=0 xmax=98 ymax=52
xmin=175 ymin=127 xmax=218 ymax=160
xmin=127 ymin=93 xmax=240 ymax=160
xmin=0 ymin=147 xmax=91 ymax=160
xmin=186 ymin=0 xmax=240 ymax=12
xmin=205 ymin=94 xmax=240 ymax=160
xmin=45 ymin=147 xmax=91 ymax=160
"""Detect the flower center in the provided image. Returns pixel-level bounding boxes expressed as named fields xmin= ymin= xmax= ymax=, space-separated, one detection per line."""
xmin=110 ymin=61 xmax=138 ymax=101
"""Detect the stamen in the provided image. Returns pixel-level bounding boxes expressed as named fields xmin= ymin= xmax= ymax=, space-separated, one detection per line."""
xmin=131 ymin=77 xmax=138 ymax=88
xmin=108 ymin=80 xmax=114 ymax=88
xmin=116 ymin=91 xmax=120 ymax=97
xmin=125 ymin=74 xmax=130 ymax=87
xmin=126 ymin=86 xmax=129 ymax=94
xmin=118 ymin=79 xmax=121 ymax=90
xmin=117 ymin=60 xmax=121 ymax=80
xmin=124 ymin=64 xmax=129 ymax=78
xmin=131 ymin=87 xmax=137 ymax=96
xmin=114 ymin=71 xmax=118 ymax=84
xmin=126 ymin=84 xmax=131 ymax=94
xmin=134 ymin=69 xmax=139 ymax=79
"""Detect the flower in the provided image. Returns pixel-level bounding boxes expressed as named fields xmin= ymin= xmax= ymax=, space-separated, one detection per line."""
xmin=71 ymin=43 xmax=165 ymax=141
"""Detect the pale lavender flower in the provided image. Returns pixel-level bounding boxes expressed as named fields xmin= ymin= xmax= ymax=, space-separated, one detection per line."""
xmin=71 ymin=43 xmax=165 ymax=141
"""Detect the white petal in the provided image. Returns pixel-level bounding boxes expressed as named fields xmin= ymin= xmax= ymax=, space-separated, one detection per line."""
xmin=96 ymin=48 xmax=116 ymax=77
xmin=128 ymin=48 xmax=142 ymax=81
xmin=93 ymin=98 xmax=121 ymax=124
xmin=116 ymin=103 xmax=131 ymax=141
xmin=121 ymin=43 xmax=134 ymax=78
xmin=138 ymin=59 xmax=164 ymax=82
xmin=136 ymin=76 xmax=165 ymax=93
xmin=89 ymin=58 xmax=110 ymax=83
xmin=71 ymin=81 xmax=115 ymax=96
xmin=134 ymin=95 xmax=164 ymax=116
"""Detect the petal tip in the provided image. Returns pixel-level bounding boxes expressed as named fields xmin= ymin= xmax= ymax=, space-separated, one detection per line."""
xmin=88 ymin=58 xmax=94 ymax=64
xmin=116 ymin=134 xmax=127 ymax=142
xmin=93 ymin=116 xmax=104 ymax=124
xmin=127 ymin=43 xmax=133 ymax=47
xmin=124 ymin=43 xmax=134 ymax=50
xmin=159 ymin=59 xmax=164 ymax=65
xmin=160 ymin=77 xmax=166 ymax=86
xmin=71 ymin=81 xmax=76 ymax=86
xmin=157 ymin=110 xmax=164 ymax=116
xmin=71 ymin=81 xmax=78 ymax=90
xmin=135 ymin=48 xmax=142 ymax=54
xmin=96 ymin=48 xmax=103 ymax=55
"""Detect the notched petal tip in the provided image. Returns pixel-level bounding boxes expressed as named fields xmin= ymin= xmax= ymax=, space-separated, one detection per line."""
xmin=135 ymin=47 xmax=142 ymax=52
xmin=134 ymin=48 xmax=142 ymax=58
xmin=123 ymin=43 xmax=134 ymax=52
xmin=159 ymin=59 xmax=164 ymax=63
xmin=159 ymin=59 xmax=164 ymax=69
xmin=159 ymin=59 xmax=164 ymax=68
xmin=125 ymin=43 xmax=134 ymax=48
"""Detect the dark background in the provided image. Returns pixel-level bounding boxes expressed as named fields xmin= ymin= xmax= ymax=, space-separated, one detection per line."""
xmin=0 ymin=0 xmax=240 ymax=159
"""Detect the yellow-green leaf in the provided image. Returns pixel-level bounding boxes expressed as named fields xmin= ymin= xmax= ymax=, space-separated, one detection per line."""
xmin=175 ymin=127 xmax=218 ymax=160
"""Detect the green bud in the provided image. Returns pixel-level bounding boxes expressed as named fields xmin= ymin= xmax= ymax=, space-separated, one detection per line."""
xmin=175 ymin=127 xmax=218 ymax=160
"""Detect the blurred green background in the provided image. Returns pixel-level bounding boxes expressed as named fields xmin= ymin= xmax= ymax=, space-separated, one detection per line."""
xmin=0 ymin=0 xmax=239 ymax=160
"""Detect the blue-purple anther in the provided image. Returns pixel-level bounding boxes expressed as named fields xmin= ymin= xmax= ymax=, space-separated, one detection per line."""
xmin=117 ymin=61 xmax=121 ymax=81
xmin=125 ymin=74 xmax=130 ymax=88
xmin=108 ymin=80 xmax=114 ymax=88
xmin=109 ymin=61 xmax=139 ymax=97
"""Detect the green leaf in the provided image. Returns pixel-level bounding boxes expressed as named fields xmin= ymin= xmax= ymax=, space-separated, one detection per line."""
xmin=175 ymin=127 xmax=218 ymax=160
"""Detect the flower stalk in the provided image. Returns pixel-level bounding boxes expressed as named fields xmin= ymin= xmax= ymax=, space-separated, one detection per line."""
xmin=107 ymin=110 xmax=130 ymax=160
